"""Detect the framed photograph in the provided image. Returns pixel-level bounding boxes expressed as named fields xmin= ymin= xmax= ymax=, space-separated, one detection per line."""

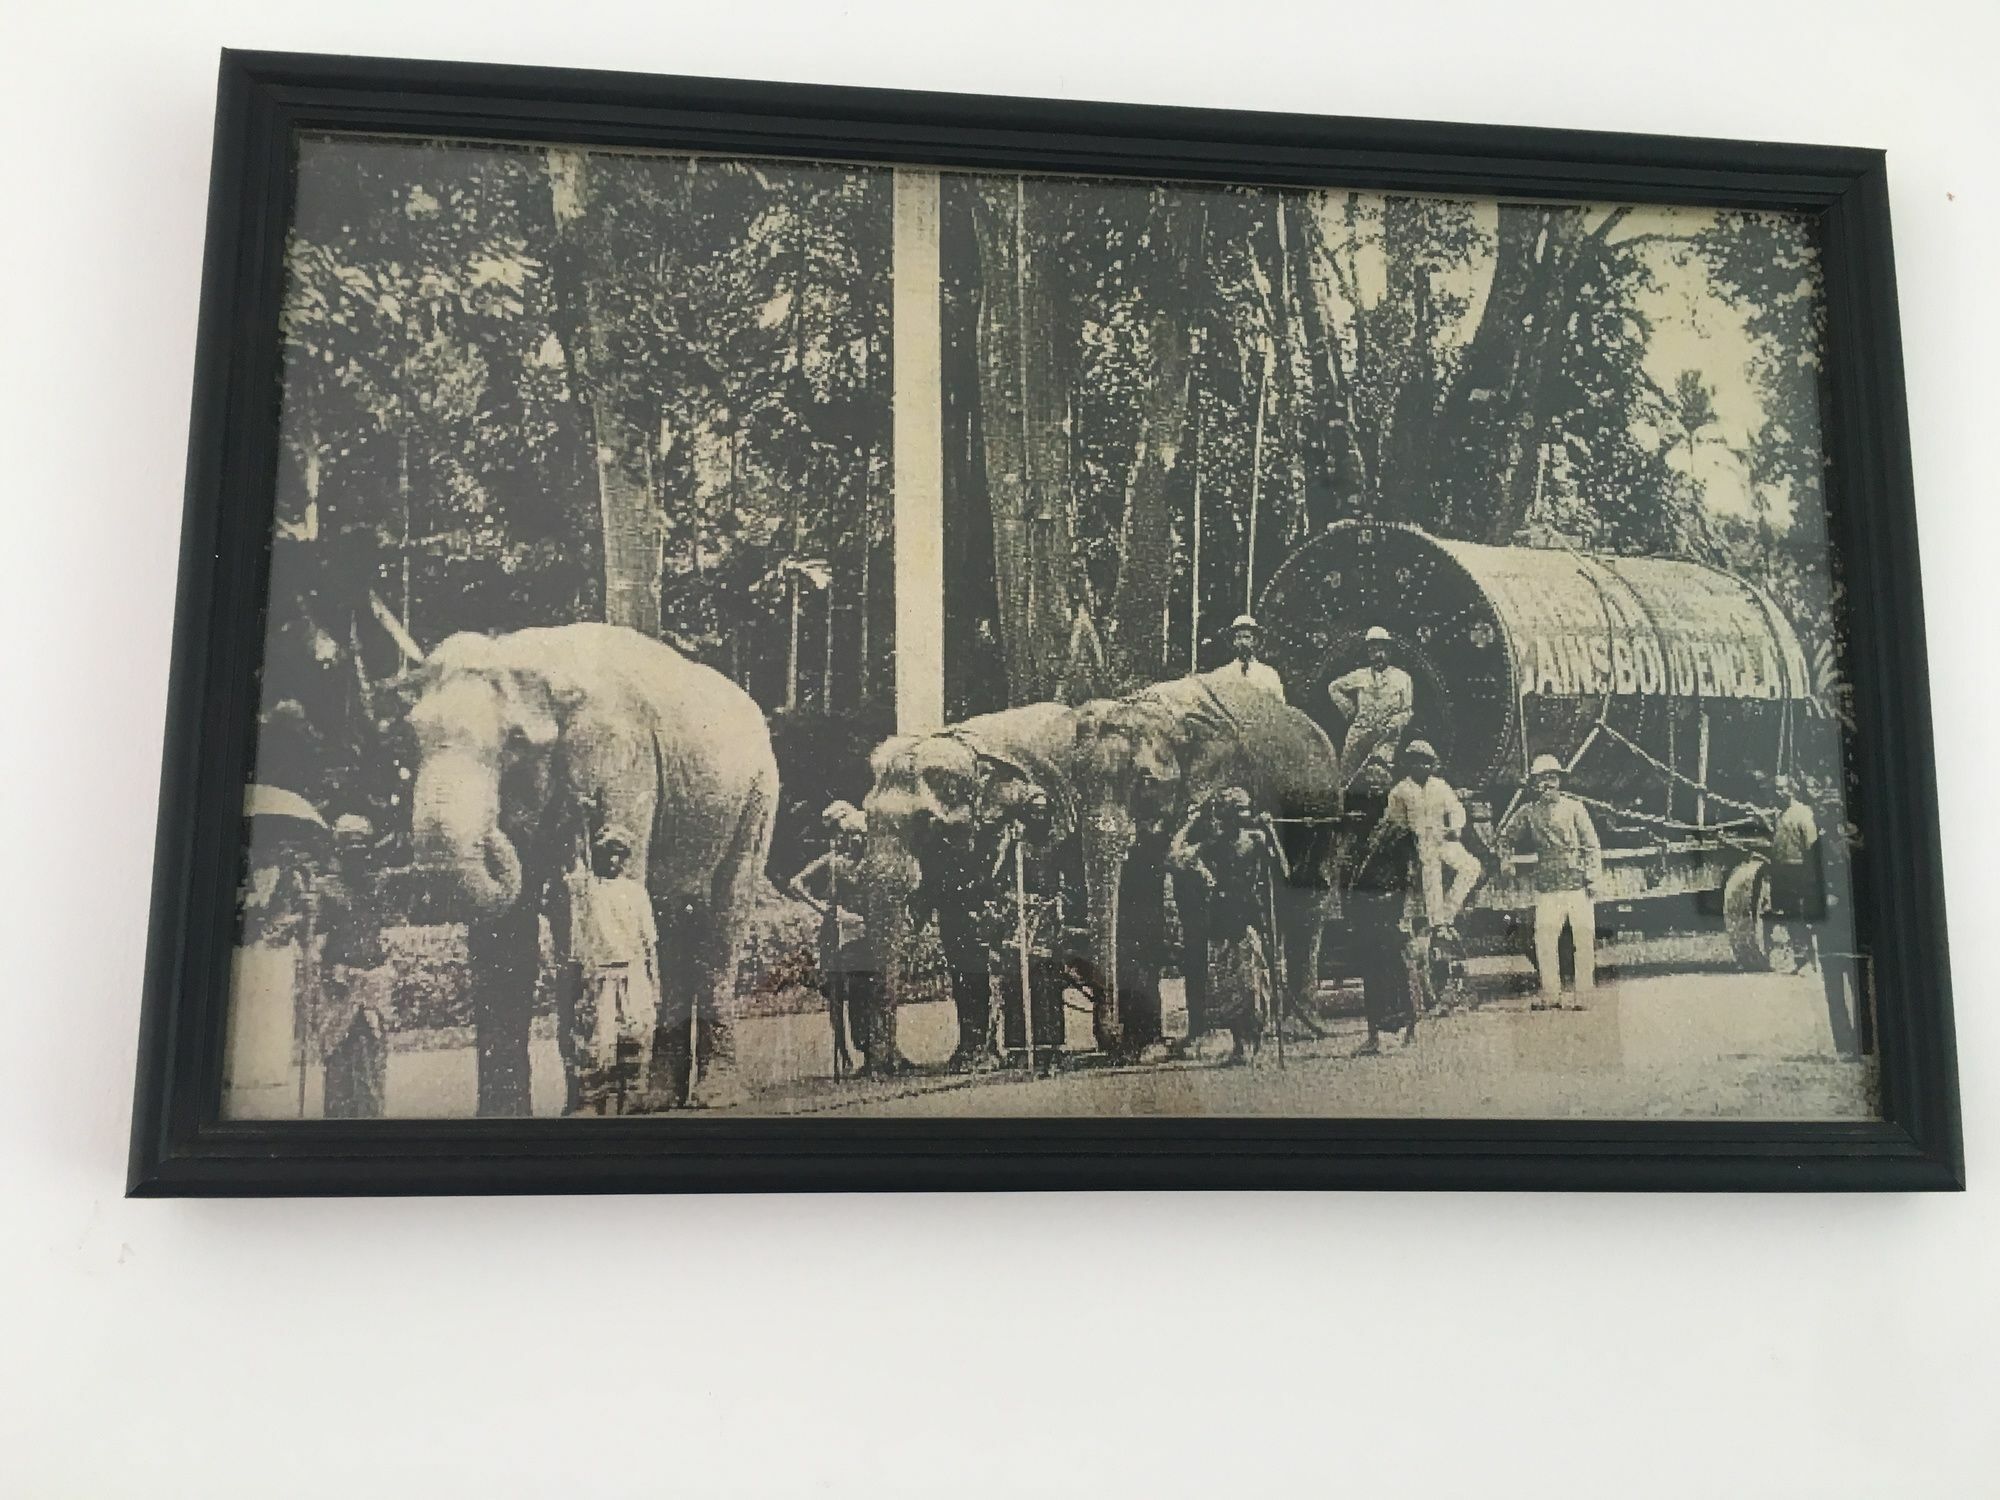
xmin=129 ymin=49 xmax=1961 ymax=1194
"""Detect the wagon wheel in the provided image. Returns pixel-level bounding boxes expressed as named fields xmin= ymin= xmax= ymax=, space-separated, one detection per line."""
xmin=1721 ymin=857 xmax=1805 ymax=974
xmin=1421 ymin=924 xmax=1473 ymax=1012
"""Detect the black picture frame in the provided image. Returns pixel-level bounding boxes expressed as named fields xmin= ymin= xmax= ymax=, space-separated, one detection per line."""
xmin=128 ymin=48 xmax=1961 ymax=1196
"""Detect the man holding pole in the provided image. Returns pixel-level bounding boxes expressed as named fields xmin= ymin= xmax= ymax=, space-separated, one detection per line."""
xmin=984 ymin=776 xmax=1068 ymax=1074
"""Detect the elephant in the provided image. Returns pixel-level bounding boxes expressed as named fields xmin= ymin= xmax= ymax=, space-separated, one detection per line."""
xmin=860 ymin=702 xmax=1080 ymax=1073
xmin=1071 ymin=674 xmax=1342 ymax=1058
xmin=398 ymin=623 xmax=778 ymax=1114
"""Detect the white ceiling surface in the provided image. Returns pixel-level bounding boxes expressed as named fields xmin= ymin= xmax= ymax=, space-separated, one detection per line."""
xmin=2 ymin=1 xmax=1994 ymax=1495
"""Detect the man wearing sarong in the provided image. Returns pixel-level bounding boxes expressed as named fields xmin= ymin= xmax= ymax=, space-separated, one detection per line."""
xmin=1173 ymin=787 xmax=1284 ymax=1065
xmin=318 ymin=813 xmax=388 ymax=1119
xmin=982 ymin=778 xmax=1072 ymax=1073
xmin=1345 ymin=755 xmax=1420 ymax=1052
xmin=787 ymin=800 xmax=877 ymax=1079
xmin=1328 ymin=626 xmax=1415 ymax=786
xmin=570 ymin=825 xmax=661 ymax=1110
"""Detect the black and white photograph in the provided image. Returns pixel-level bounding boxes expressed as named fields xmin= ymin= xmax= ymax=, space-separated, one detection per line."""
xmin=14 ymin=11 xmax=1994 ymax=1498
xmin=224 ymin=129 xmax=1878 ymax=1123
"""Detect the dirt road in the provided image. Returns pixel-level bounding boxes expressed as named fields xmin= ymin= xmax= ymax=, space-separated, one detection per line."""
xmin=348 ymin=930 xmax=1875 ymax=1121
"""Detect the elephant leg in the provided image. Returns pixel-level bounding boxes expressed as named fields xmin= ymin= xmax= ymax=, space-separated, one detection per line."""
xmin=648 ymin=902 xmax=697 ymax=1109
xmin=688 ymin=909 xmax=746 ymax=1109
xmin=825 ymin=974 xmax=855 ymax=1079
xmin=466 ymin=903 xmax=540 ymax=1118
xmin=1277 ymin=884 xmax=1331 ymax=1037
xmin=857 ymin=986 xmax=895 ymax=1075
xmin=543 ymin=877 xmax=587 ymax=1116
xmin=690 ymin=781 xmax=776 ymax=1109
xmin=940 ymin=913 xmax=993 ymax=1069
xmin=1170 ymin=867 xmax=1213 ymax=1044
xmin=552 ymin=960 xmax=587 ymax=1115
xmin=1117 ymin=855 xmax=1168 ymax=1054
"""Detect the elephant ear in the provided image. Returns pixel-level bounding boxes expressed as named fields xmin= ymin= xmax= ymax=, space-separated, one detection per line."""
xmin=373 ymin=663 xmax=430 ymax=728
xmin=869 ymin=734 xmax=918 ymax=782
xmin=494 ymin=666 xmax=562 ymax=751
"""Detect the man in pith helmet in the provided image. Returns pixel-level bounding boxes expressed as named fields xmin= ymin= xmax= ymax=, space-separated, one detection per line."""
xmin=1328 ymin=625 xmax=1415 ymax=785
xmin=1201 ymin=613 xmax=1287 ymax=701
xmin=1498 ymin=754 xmax=1602 ymax=1009
xmin=1384 ymin=739 xmax=1482 ymax=938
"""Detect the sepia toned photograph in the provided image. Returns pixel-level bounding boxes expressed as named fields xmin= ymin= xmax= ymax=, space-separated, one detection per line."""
xmin=221 ymin=127 xmax=1875 ymax=1125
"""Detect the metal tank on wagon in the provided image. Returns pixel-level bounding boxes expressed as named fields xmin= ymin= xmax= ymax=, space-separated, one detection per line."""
xmin=1256 ymin=521 xmax=1829 ymax=971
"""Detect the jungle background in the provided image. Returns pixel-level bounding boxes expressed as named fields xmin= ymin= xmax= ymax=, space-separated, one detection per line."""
xmin=253 ymin=133 xmax=1842 ymax=875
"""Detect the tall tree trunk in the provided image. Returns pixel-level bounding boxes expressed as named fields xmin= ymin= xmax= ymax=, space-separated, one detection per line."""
xmin=546 ymin=148 xmax=665 ymax=637
xmin=1430 ymin=204 xmax=1584 ymax=542
xmin=1374 ymin=198 xmax=1446 ymax=526
xmin=970 ymin=178 xmax=1078 ymax=704
xmin=1290 ymin=199 xmax=1372 ymax=515
xmin=857 ymin=332 xmax=875 ymax=703
xmin=1105 ymin=194 xmax=1202 ymax=686
xmin=1271 ymin=198 xmax=1309 ymax=548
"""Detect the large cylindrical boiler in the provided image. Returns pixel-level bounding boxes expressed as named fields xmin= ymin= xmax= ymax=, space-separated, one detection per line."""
xmin=1256 ymin=522 xmax=1819 ymax=810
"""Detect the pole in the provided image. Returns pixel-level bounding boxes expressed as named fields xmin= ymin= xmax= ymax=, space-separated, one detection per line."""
xmin=1264 ymin=858 xmax=1285 ymax=1070
xmin=822 ymin=582 xmax=836 ymax=711
xmin=1014 ymin=835 xmax=1036 ymax=1076
xmin=1245 ymin=344 xmax=1273 ymax=614
xmin=828 ymin=868 xmax=848 ymax=1081
xmin=297 ymin=871 xmax=319 ymax=1118
xmin=891 ymin=169 xmax=945 ymax=733
xmin=786 ymin=570 xmax=801 ymax=712
xmin=1189 ymin=396 xmax=1204 ymax=674
xmin=1696 ymin=711 xmax=1711 ymax=827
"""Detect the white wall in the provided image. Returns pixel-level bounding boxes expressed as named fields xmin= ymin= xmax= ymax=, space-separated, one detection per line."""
xmin=4 ymin=2 xmax=1995 ymax=1494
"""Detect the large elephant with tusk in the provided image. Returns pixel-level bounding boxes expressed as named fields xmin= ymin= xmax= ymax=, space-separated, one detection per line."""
xmin=397 ymin=623 xmax=778 ymax=1114
xmin=1071 ymin=676 xmax=1342 ymax=1057
xmin=860 ymin=702 xmax=1081 ymax=1072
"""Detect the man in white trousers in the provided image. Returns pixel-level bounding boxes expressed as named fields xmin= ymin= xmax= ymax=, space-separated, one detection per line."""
xmin=1383 ymin=740 xmax=1481 ymax=937
xmin=1499 ymin=755 xmax=1602 ymax=1009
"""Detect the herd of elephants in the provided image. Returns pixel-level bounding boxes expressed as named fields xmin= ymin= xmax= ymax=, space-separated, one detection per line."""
xmin=399 ymin=621 xmax=1384 ymax=1115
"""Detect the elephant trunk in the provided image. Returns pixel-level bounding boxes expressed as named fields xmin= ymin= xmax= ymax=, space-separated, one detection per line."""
xmin=863 ymin=814 xmax=921 ymax=1003
xmin=860 ymin=791 xmax=924 ymax=1072
xmin=1081 ymin=804 xmax=1136 ymax=1055
xmin=411 ymin=750 xmax=523 ymax=917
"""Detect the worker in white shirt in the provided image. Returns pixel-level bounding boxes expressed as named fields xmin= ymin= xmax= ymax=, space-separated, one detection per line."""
xmin=1383 ymin=740 xmax=1481 ymax=934
xmin=570 ymin=824 xmax=662 ymax=1108
xmin=1202 ymin=614 xmax=1287 ymax=701
xmin=1328 ymin=625 xmax=1415 ymax=785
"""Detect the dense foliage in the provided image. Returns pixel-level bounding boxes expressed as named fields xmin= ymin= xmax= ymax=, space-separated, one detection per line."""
xmin=261 ymin=136 xmax=1841 ymax=834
